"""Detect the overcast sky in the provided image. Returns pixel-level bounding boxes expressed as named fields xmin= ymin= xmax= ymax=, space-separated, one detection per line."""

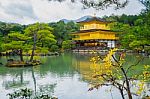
xmin=0 ymin=0 xmax=145 ymax=24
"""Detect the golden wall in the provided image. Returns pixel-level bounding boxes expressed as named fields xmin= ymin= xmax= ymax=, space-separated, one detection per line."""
xmin=72 ymin=31 xmax=117 ymax=40
xmin=80 ymin=21 xmax=110 ymax=30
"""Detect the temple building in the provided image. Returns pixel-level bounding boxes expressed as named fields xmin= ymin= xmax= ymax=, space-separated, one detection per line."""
xmin=71 ymin=16 xmax=118 ymax=50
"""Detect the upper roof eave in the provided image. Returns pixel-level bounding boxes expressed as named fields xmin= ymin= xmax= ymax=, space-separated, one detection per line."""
xmin=77 ymin=17 xmax=110 ymax=23
xmin=71 ymin=29 xmax=117 ymax=34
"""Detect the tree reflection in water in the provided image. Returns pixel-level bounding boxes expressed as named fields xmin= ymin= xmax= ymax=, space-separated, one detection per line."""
xmin=3 ymin=69 xmax=29 ymax=90
xmin=31 ymin=66 xmax=57 ymax=96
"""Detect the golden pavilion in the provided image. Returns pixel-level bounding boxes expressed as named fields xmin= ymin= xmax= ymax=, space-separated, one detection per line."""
xmin=71 ymin=16 xmax=118 ymax=50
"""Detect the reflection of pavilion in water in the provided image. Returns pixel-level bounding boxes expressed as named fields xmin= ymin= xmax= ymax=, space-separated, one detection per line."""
xmin=72 ymin=54 xmax=150 ymax=97
xmin=72 ymin=54 xmax=102 ymax=84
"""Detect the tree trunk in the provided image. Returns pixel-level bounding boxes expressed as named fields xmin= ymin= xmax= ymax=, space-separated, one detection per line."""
xmin=20 ymin=70 xmax=23 ymax=84
xmin=20 ymin=49 xmax=23 ymax=61
xmin=31 ymin=68 xmax=37 ymax=95
xmin=57 ymin=38 xmax=63 ymax=48
xmin=125 ymin=78 xmax=132 ymax=99
xmin=121 ymin=67 xmax=132 ymax=99
xmin=142 ymin=45 xmax=145 ymax=53
xmin=30 ymin=33 xmax=37 ymax=62
xmin=119 ymin=87 xmax=125 ymax=99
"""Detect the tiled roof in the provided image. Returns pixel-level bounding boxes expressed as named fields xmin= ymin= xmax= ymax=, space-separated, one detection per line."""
xmin=77 ymin=17 xmax=108 ymax=23
xmin=71 ymin=29 xmax=115 ymax=34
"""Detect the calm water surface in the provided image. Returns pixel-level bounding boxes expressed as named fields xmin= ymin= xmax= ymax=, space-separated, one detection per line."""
xmin=0 ymin=53 xmax=150 ymax=99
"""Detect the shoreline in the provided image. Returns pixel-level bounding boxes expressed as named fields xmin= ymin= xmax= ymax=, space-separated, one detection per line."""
xmin=0 ymin=52 xmax=60 ymax=56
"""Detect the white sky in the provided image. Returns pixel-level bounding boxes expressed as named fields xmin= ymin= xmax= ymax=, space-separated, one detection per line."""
xmin=0 ymin=0 xmax=145 ymax=25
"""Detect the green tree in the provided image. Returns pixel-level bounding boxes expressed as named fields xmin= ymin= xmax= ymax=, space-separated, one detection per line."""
xmin=0 ymin=22 xmax=25 ymax=36
xmin=110 ymin=14 xmax=150 ymax=53
xmin=25 ymin=23 xmax=56 ymax=62
xmin=0 ymin=35 xmax=3 ymax=52
xmin=37 ymin=30 xmax=56 ymax=48
xmin=49 ymin=21 xmax=67 ymax=47
xmin=103 ymin=14 xmax=139 ymax=26
xmin=2 ymin=32 xmax=29 ymax=61
xmin=62 ymin=40 xmax=73 ymax=50
xmin=49 ymin=21 xmax=79 ymax=48
xmin=109 ymin=0 xmax=150 ymax=52
xmin=110 ymin=22 xmax=133 ymax=49
xmin=50 ymin=45 xmax=59 ymax=52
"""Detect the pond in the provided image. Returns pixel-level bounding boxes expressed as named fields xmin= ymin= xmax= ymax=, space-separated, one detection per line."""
xmin=0 ymin=53 xmax=150 ymax=99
